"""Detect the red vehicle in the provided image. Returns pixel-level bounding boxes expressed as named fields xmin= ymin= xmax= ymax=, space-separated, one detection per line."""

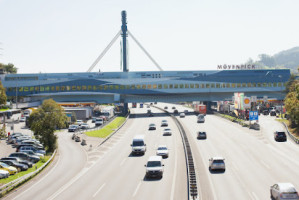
xmin=194 ymin=104 xmax=206 ymax=115
xmin=132 ymin=103 xmax=137 ymax=108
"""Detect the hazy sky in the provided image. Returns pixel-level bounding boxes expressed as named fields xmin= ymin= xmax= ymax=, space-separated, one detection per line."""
xmin=0 ymin=0 xmax=298 ymax=73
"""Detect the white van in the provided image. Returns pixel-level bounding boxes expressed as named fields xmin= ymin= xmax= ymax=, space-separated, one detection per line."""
xmin=197 ymin=114 xmax=205 ymax=123
xmin=131 ymin=135 xmax=146 ymax=155
xmin=95 ymin=118 xmax=104 ymax=126
xmin=145 ymin=156 xmax=164 ymax=179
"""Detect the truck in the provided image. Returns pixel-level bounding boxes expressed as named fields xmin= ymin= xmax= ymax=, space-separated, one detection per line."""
xmin=193 ymin=104 xmax=206 ymax=115
xmin=101 ymin=106 xmax=114 ymax=119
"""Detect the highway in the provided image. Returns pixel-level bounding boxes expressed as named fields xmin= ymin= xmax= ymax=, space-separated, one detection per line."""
xmin=4 ymin=106 xmax=187 ymax=200
xmin=3 ymin=103 xmax=299 ymax=200
xmin=157 ymin=103 xmax=299 ymax=200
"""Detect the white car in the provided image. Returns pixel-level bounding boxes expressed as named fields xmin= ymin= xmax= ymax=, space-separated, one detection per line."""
xmin=163 ymin=128 xmax=172 ymax=136
xmin=76 ymin=120 xmax=83 ymax=126
xmin=270 ymin=183 xmax=299 ymax=200
xmin=180 ymin=113 xmax=185 ymax=118
xmin=161 ymin=120 xmax=168 ymax=127
xmin=156 ymin=145 xmax=169 ymax=158
xmin=19 ymin=117 xmax=26 ymax=122
xmin=209 ymin=157 xmax=225 ymax=171
xmin=81 ymin=123 xmax=90 ymax=129
xmin=0 ymin=169 xmax=9 ymax=179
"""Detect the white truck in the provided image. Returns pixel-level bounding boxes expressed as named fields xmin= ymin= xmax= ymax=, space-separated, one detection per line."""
xmin=95 ymin=118 xmax=104 ymax=126
xmin=101 ymin=106 xmax=114 ymax=119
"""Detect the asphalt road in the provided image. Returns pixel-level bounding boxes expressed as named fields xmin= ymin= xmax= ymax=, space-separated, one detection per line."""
xmin=4 ymin=106 xmax=187 ymax=200
xmin=158 ymin=103 xmax=299 ymax=200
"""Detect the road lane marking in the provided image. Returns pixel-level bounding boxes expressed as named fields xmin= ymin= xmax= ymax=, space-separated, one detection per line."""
xmin=170 ymin=126 xmax=178 ymax=200
xmin=260 ymin=160 xmax=270 ymax=169
xmin=120 ymin=158 xmax=127 ymax=166
xmin=251 ymin=192 xmax=259 ymax=200
xmin=12 ymin=151 xmax=61 ymax=200
xmin=132 ymin=182 xmax=142 ymax=197
xmin=92 ymin=183 xmax=106 ymax=198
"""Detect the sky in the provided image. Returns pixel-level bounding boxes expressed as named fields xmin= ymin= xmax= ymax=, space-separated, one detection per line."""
xmin=0 ymin=0 xmax=298 ymax=74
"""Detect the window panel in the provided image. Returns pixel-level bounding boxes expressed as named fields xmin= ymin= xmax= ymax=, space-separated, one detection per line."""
xmin=195 ymin=84 xmax=199 ymax=88
xmin=185 ymin=84 xmax=189 ymax=88
xmin=278 ymin=82 xmax=282 ymax=87
xmin=237 ymin=83 xmax=241 ymax=88
xmin=142 ymin=84 xmax=146 ymax=89
xmin=45 ymin=86 xmax=50 ymax=91
xmin=252 ymin=83 xmax=256 ymax=87
xmin=201 ymin=84 xmax=205 ymax=88
xmin=93 ymin=86 xmax=97 ymax=90
xmin=174 ymin=84 xmax=178 ymax=89
xmin=206 ymin=84 xmax=210 ymax=88
xmin=88 ymin=85 xmax=92 ymax=90
xmin=30 ymin=87 xmax=34 ymax=91
xmin=247 ymin=83 xmax=251 ymax=87
xmin=169 ymin=84 xmax=173 ymax=89
xmin=24 ymin=87 xmax=29 ymax=92
xmin=231 ymin=83 xmax=236 ymax=88
xmin=131 ymin=85 xmax=135 ymax=89
xmin=164 ymin=84 xmax=168 ymax=89
xmin=77 ymin=86 xmax=81 ymax=90
xmin=211 ymin=83 xmax=215 ymax=88
xmin=273 ymin=82 xmax=277 ymax=87
xmin=126 ymin=85 xmax=130 ymax=90
xmin=115 ymin=85 xmax=119 ymax=90
xmin=104 ymin=85 xmax=108 ymax=90
xmin=56 ymin=86 xmax=60 ymax=91
xmin=263 ymin=83 xmax=267 ymax=87
xmin=216 ymin=83 xmax=220 ymax=88
xmin=222 ymin=83 xmax=225 ymax=88
xmin=153 ymin=84 xmax=157 ymax=89
xmin=110 ymin=85 xmax=114 ymax=90
xmin=242 ymin=83 xmax=246 ymax=87
xmin=158 ymin=84 xmax=162 ymax=89
xmin=72 ymin=86 xmax=76 ymax=91
xmin=190 ymin=84 xmax=194 ymax=88
xmin=147 ymin=84 xmax=152 ymax=89
xmin=35 ymin=86 xmax=39 ymax=91
xmin=257 ymin=83 xmax=262 ymax=87
xmin=226 ymin=83 xmax=230 ymax=88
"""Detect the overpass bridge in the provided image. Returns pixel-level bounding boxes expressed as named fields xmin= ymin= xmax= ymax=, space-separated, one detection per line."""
xmin=0 ymin=69 xmax=290 ymax=104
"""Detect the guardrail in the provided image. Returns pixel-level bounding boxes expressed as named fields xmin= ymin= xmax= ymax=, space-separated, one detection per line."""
xmin=0 ymin=150 xmax=57 ymax=197
xmin=282 ymin=122 xmax=299 ymax=144
xmin=153 ymin=106 xmax=199 ymax=200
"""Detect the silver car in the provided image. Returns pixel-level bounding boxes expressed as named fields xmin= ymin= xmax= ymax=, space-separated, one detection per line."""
xmin=209 ymin=157 xmax=225 ymax=172
xmin=270 ymin=183 xmax=299 ymax=200
xmin=0 ymin=169 xmax=9 ymax=179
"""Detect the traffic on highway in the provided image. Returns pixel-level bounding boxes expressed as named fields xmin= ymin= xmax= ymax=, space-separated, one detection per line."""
xmin=1 ymin=102 xmax=298 ymax=200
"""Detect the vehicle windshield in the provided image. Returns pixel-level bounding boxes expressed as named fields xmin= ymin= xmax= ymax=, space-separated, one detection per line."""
xmin=147 ymin=161 xmax=161 ymax=167
xmin=0 ymin=162 xmax=9 ymax=168
xmin=162 ymin=120 xmax=167 ymax=122
xmin=149 ymin=124 xmax=155 ymax=126
xmin=132 ymin=141 xmax=144 ymax=146
xmin=277 ymin=132 xmax=286 ymax=136
xmin=164 ymin=129 xmax=171 ymax=131
xmin=213 ymin=160 xmax=224 ymax=164
xmin=199 ymin=132 xmax=206 ymax=135
xmin=158 ymin=147 xmax=167 ymax=150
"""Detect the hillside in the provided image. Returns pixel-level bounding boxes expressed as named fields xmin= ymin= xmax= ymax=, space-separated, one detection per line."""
xmin=247 ymin=47 xmax=299 ymax=73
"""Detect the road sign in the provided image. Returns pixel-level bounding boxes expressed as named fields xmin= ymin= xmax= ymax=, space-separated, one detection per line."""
xmin=249 ymin=111 xmax=258 ymax=121
xmin=243 ymin=97 xmax=251 ymax=109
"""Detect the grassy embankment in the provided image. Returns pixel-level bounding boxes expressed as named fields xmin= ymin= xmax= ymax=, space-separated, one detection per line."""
xmin=0 ymin=155 xmax=51 ymax=185
xmin=276 ymin=117 xmax=299 ymax=139
xmin=85 ymin=116 xmax=126 ymax=138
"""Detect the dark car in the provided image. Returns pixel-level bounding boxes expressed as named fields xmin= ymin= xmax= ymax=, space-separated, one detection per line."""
xmin=1 ymin=160 xmax=28 ymax=171
xmin=149 ymin=123 xmax=156 ymax=130
xmin=274 ymin=131 xmax=287 ymax=142
xmin=172 ymin=106 xmax=176 ymax=109
xmin=263 ymin=110 xmax=269 ymax=115
xmin=270 ymin=110 xmax=276 ymax=116
xmin=1 ymin=157 xmax=33 ymax=168
xmin=173 ymin=109 xmax=178 ymax=114
xmin=164 ymin=106 xmax=168 ymax=109
xmin=197 ymin=131 xmax=207 ymax=139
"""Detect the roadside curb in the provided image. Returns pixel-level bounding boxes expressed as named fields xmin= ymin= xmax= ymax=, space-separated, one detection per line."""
xmin=0 ymin=150 xmax=57 ymax=197
xmin=281 ymin=122 xmax=299 ymax=144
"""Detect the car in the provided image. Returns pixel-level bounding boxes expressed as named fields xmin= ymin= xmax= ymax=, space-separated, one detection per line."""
xmin=209 ymin=157 xmax=225 ymax=172
xmin=270 ymin=109 xmax=277 ymax=116
xmin=80 ymin=123 xmax=90 ymax=129
xmin=147 ymin=105 xmax=150 ymax=108
xmin=145 ymin=156 xmax=164 ymax=179
xmin=270 ymin=183 xmax=299 ymax=200
xmin=263 ymin=110 xmax=269 ymax=115
xmin=9 ymin=152 xmax=39 ymax=163
xmin=75 ymin=136 xmax=81 ymax=142
xmin=1 ymin=160 xmax=28 ymax=171
xmin=147 ymin=109 xmax=151 ymax=114
xmin=184 ymin=110 xmax=189 ymax=113
xmin=148 ymin=113 xmax=154 ymax=117
xmin=180 ymin=113 xmax=185 ymax=118
xmin=76 ymin=120 xmax=83 ymax=126
xmin=173 ymin=109 xmax=178 ymax=114
xmin=161 ymin=120 xmax=168 ymax=127
xmin=20 ymin=150 xmax=44 ymax=158
xmin=0 ymin=162 xmax=17 ymax=175
xmin=18 ymin=145 xmax=46 ymax=155
xmin=0 ymin=169 xmax=9 ymax=179
xmin=197 ymin=114 xmax=205 ymax=123
xmin=172 ymin=106 xmax=176 ymax=109
xmin=0 ymin=157 xmax=33 ymax=168
xmin=19 ymin=117 xmax=26 ymax=122
xmin=156 ymin=145 xmax=169 ymax=158
xmin=164 ymin=106 xmax=168 ymax=109
xmin=91 ymin=117 xmax=96 ymax=123
xmin=197 ymin=131 xmax=207 ymax=139
xmin=131 ymin=135 xmax=146 ymax=155
xmin=274 ymin=131 xmax=287 ymax=142
xmin=163 ymin=128 xmax=172 ymax=136
xmin=148 ymin=123 xmax=156 ymax=130
xmin=95 ymin=118 xmax=104 ymax=126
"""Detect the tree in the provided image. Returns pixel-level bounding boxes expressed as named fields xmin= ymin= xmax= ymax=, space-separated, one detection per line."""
xmin=29 ymin=99 xmax=67 ymax=152
xmin=0 ymin=80 xmax=7 ymax=106
xmin=0 ymin=63 xmax=18 ymax=74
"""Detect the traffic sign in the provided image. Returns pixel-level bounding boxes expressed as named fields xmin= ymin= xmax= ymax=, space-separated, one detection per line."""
xmin=249 ymin=111 xmax=258 ymax=121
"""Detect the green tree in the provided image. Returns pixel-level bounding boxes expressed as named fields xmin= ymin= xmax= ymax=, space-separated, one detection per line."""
xmin=0 ymin=80 xmax=7 ymax=106
xmin=0 ymin=63 xmax=18 ymax=74
xmin=29 ymin=99 xmax=67 ymax=152
xmin=284 ymin=79 xmax=299 ymax=131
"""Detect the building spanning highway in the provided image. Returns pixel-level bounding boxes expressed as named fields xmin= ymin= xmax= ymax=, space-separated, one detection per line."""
xmin=0 ymin=69 xmax=290 ymax=104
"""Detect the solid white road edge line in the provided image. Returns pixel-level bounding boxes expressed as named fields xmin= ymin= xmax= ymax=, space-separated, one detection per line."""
xmin=120 ymin=158 xmax=127 ymax=166
xmin=132 ymin=182 xmax=142 ymax=197
xmin=170 ymin=126 xmax=178 ymax=200
xmin=12 ymin=151 xmax=61 ymax=200
xmin=92 ymin=183 xmax=106 ymax=198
